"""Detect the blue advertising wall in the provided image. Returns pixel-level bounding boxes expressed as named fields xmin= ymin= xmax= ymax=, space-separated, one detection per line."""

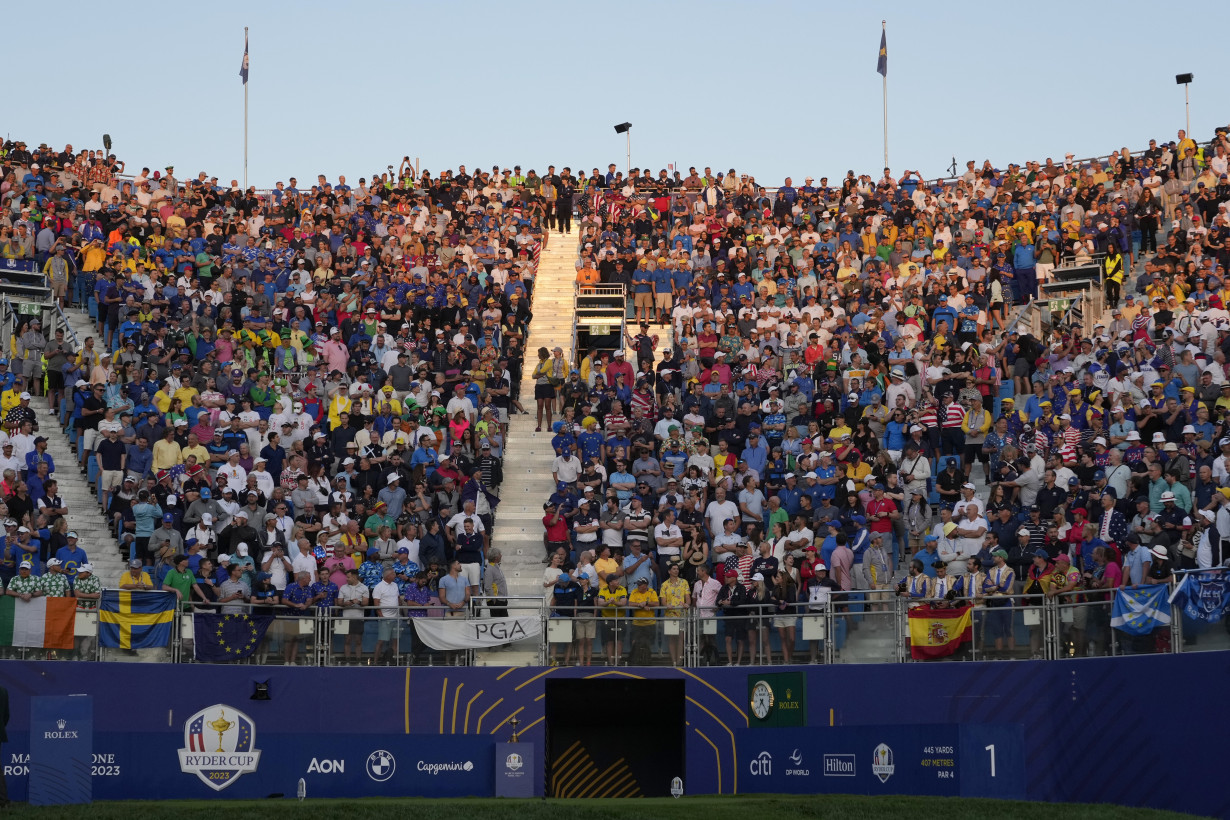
xmin=0 ymin=653 xmax=1225 ymax=816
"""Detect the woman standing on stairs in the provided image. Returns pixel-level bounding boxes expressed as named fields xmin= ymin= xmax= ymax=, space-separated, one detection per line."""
xmin=532 ymin=347 xmax=556 ymax=433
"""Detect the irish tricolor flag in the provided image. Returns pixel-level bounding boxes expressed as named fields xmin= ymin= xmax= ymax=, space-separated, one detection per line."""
xmin=0 ymin=596 xmax=76 ymax=650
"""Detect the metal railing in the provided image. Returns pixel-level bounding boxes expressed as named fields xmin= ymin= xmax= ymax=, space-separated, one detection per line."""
xmin=16 ymin=569 xmax=1227 ymax=666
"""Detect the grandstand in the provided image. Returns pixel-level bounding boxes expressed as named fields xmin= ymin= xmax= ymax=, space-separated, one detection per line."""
xmin=0 ymin=125 xmax=1226 ymax=816
xmin=0 ymin=128 xmax=1226 ymax=669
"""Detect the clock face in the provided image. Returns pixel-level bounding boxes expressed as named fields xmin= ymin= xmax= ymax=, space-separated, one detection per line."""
xmin=750 ymin=680 xmax=774 ymax=720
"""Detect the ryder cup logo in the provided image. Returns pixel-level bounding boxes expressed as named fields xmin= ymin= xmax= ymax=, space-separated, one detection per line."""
xmin=506 ymin=752 xmax=523 ymax=771
xmin=872 ymin=743 xmax=895 ymax=784
xmin=178 ymin=705 xmax=261 ymax=791
xmin=367 ymin=750 xmax=396 ymax=782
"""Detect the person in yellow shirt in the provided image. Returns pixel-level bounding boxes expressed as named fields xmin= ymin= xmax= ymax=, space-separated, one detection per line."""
xmin=327 ymin=391 xmax=352 ymax=431
xmin=81 ymin=239 xmax=107 ymax=272
xmin=846 ymin=458 xmax=872 ymax=492
xmin=180 ymin=433 xmax=210 ymax=470
xmin=627 ymin=577 xmax=659 ymax=662
xmin=597 ymin=575 xmax=627 ymax=666
xmin=152 ymin=427 xmax=182 ymax=472
xmin=1011 ymin=215 xmax=1036 ymax=243
xmin=658 ymin=560 xmax=690 ymax=665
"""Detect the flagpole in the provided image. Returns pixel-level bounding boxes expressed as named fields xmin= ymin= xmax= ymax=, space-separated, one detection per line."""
xmin=243 ymin=26 xmax=249 ymax=191
xmin=882 ymin=20 xmax=888 ymax=169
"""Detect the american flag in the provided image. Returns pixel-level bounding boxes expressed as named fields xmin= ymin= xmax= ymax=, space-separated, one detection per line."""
xmin=188 ymin=715 xmax=206 ymax=751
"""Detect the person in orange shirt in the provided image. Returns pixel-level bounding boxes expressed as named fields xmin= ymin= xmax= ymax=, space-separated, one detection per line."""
xmin=576 ymin=264 xmax=600 ymax=292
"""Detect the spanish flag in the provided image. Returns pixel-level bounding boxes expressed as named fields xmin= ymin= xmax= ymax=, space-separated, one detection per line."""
xmin=908 ymin=604 xmax=973 ymax=659
xmin=99 ymin=590 xmax=176 ymax=650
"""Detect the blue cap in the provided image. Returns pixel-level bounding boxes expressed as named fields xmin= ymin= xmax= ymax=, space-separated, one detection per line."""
xmin=185 ymin=538 xmax=198 ymax=547
xmin=256 ymin=572 xmax=272 ymax=581
xmin=162 ymin=513 xmax=174 ymax=523
xmin=1068 ymin=477 xmax=1079 ymax=486
xmin=366 ymin=547 xmax=379 ymax=556
xmin=1093 ymin=470 xmax=1106 ymax=480
xmin=200 ymin=488 xmax=212 ymax=499
xmin=851 ymin=515 xmax=866 ymax=525
xmin=556 ymin=481 xmax=569 ymax=491
xmin=924 ymin=535 xmax=939 ymax=543
xmin=873 ymin=483 xmax=886 ymax=491
xmin=1034 ymin=549 xmax=1049 ymax=559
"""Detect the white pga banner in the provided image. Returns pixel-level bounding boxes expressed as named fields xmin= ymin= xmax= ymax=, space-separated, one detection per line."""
xmin=412 ymin=616 xmax=541 ymax=650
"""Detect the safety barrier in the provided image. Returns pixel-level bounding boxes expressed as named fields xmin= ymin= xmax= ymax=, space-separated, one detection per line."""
xmin=29 ymin=569 xmax=1227 ymax=666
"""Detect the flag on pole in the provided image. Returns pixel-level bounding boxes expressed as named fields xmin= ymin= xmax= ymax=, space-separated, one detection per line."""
xmin=99 ymin=590 xmax=176 ymax=649
xmin=1110 ymin=585 xmax=1172 ymax=635
xmin=876 ymin=29 xmax=887 ymax=77
xmin=1169 ymin=571 xmax=1230 ymax=623
xmin=907 ymin=604 xmax=973 ymax=659
xmin=239 ymin=32 xmax=249 ymax=84
xmin=0 ymin=596 xmax=75 ymax=650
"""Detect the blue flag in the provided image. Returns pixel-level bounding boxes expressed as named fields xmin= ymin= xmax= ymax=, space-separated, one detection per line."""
xmin=1170 ymin=571 xmax=1230 ymax=623
xmin=99 ymin=590 xmax=176 ymax=649
xmin=876 ymin=29 xmax=887 ymax=77
xmin=239 ymin=33 xmax=249 ymax=84
xmin=193 ymin=613 xmax=274 ymax=662
xmin=1110 ymin=584 xmax=1172 ymax=635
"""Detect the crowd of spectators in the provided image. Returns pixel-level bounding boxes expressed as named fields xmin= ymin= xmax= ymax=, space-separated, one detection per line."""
xmin=2 ymin=126 xmax=1230 ymax=665
xmin=538 ymin=127 xmax=1230 ymax=664
xmin=0 ymin=142 xmax=573 ymax=663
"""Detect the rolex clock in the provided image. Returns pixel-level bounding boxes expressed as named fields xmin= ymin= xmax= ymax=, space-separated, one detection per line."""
xmin=750 ymin=679 xmax=775 ymax=720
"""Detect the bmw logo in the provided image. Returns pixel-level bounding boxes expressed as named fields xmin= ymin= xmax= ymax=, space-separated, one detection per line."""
xmin=366 ymin=749 xmax=396 ymax=782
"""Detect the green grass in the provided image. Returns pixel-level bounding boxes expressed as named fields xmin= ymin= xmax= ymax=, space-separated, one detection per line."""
xmin=5 ymin=795 xmax=1207 ymax=820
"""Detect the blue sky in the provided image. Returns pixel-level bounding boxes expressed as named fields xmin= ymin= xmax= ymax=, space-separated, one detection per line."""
xmin=11 ymin=1 xmax=1228 ymax=187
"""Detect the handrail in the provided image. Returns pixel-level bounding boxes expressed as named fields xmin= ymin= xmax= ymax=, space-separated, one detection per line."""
xmin=51 ymin=302 xmax=80 ymax=353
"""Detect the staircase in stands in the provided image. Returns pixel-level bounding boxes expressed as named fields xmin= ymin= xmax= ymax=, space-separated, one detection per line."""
xmin=46 ymin=309 xmax=127 ymax=586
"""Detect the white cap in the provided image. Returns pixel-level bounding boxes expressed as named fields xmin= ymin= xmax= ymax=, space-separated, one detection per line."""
xmin=1093 ymin=437 xmax=1107 ymax=447
xmin=217 ymin=553 xmax=231 ymax=563
xmin=46 ymin=558 xmax=61 ymax=567
xmin=236 ymin=543 xmax=249 ymax=556
xmin=77 ymin=563 xmax=94 ymax=573
xmin=1200 ymin=509 xmax=1216 ymax=522
xmin=18 ymin=392 xmax=30 ymax=400
xmin=1126 ymin=431 xmax=1141 ymax=440
xmin=1182 ymin=425 xmax=1197 ymax=435
xmin=751 ymin=572 xmax=765 ymax=582
xmin=962 ymin=482 xmax=976 ymax=490
xmin=342 ymin=457 xmax=355 ymax=466
xmin=387 ymin=472 xmax=400 ymax=482
xmin=201 ymin=513 xmax=214 ymax=525
xmin=18 ymin=561 xmax=31 ymax=569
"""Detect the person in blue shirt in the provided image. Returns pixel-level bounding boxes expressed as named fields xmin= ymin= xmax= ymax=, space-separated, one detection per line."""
xmin=651 ymin=265 xmax=673 ymax=325
xmin=931 ymin=297 xmax=958 ymax=335
xmin=777 ymin=474 xmax=804 ymax=516
xmin=550 ymin=421 xmax=576 ymax=456
xmin=576 ymin=420 xmax=604 ymax=463
xmin=53 ymin=532 xmax=88 ymax=585
xmin=916 ymin=535 xmax=941 ymax=578
xmin=742 ymin=429 xmax=769 ymax=477
xmin=631 ymin=263 xmax=653 ymax=325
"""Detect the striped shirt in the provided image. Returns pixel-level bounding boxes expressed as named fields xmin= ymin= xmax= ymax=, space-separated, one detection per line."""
xmin=942 ymin=403 xmax=967 ymax=429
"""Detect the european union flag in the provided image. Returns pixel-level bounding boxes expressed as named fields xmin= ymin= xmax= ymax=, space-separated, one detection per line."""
xmin=194 ymin=613 xmax=274 ymax=662
xmin=876 ymin=29 xmax=887 ymax=77
xmin=99 ymin=590 xmax=176 ymax=649
xmin=1110 ymin=584 xmax=1172 ymax=636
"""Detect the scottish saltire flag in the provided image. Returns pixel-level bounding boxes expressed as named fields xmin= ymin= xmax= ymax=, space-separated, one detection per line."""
xmin=99 ymin=590 xmax=176 ymax=649
xmin=1110 ymin=584 xmax=1172 ymax=635
xmin=1170 ymin=571 xmax=1230 ymax=623
xmin=239 ymin=33 xmax=249 ymax=84
xmin=194 ymin=613 xmax=274 ymax=662
xmin=876 ymin=30 xmax=887 ymax=77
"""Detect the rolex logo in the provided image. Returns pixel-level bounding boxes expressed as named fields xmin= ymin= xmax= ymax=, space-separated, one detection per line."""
xmin=56 ymin=719 xmax=66 ymax=730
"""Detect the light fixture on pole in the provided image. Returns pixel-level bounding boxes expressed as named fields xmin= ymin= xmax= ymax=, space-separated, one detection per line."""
xmin=613 ymin=122 xmax=632 ymax=175
xmin=1176 ymin=73 xmax=1193 ymax=135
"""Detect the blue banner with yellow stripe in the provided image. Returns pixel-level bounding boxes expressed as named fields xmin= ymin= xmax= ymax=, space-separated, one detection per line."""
xmin=99 ymin=590 xmax=176 ymax=649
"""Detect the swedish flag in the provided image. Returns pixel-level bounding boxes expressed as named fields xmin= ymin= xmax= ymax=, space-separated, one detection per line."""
xmin=99 ymin=590 xmax=176 ymax=650
xmin=876 ymin=29 xmax=887 ymax=77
